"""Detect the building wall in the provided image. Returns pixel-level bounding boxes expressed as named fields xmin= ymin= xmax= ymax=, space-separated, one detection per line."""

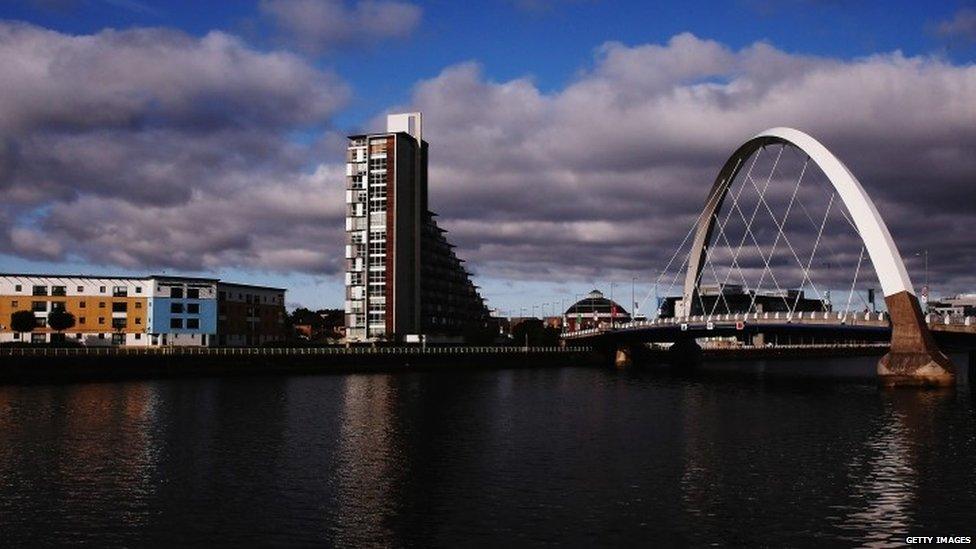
xmin=0 ymin=275 xmax=151 ymax=345
xmin=145 ymin=278 xmax=217 ymax=347
xmin=1 ymin=275 xmax=284 ymax=347
xmin=217 ymin=284 xmax=286 ymax=346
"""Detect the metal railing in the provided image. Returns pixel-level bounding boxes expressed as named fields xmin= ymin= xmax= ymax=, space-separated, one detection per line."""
xmin=563 ymin=313 xmax=976 ymax=338
xmin=0 ymin=345 xmax=591 ymax=357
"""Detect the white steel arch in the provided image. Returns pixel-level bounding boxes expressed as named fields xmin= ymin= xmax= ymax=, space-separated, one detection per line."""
xmin=682 ymin=127 xmax=915 ymax=311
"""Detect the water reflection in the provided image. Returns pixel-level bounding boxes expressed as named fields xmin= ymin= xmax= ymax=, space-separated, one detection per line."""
xmin=0 ymin=363 xmax=973 ymax=546
xmin=331 ymin=375 xmax=404 ymax=547
xmin=0 ymin=382 xmax=162 ymax=543
xmin=838 ymin=389 xmax=956 ymax=547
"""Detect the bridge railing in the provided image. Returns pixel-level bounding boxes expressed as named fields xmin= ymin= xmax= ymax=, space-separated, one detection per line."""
xmin=562 ymin=311 xmax=976 ymax=338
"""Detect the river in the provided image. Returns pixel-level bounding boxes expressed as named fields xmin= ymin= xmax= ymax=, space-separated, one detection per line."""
xmin=1 ymin=355 xmax=973 ymax=546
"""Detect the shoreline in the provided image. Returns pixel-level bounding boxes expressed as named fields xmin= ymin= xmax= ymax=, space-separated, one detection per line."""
xmin=0 ymin=344 xmax=899 ymax=385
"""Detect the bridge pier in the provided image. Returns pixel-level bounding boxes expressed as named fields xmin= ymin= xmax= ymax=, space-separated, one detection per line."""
xmin=878 ymin=291 xmax=955 ymax=387
xmin=969 ymin=351 xmax=975 ymax=385
xmin=614 ymin=345 xmax=633 ymax=369
xmin=669 ymin=337 xmax=702 ymax=366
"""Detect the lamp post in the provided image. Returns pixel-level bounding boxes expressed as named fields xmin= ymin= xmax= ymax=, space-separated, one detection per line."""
xmin=916 ymin=250 xmax=929 ymax=306
xmin=632 ymin=276 xmax=637 ymax=321
xmin=609 ymin=281 xmax=616 ymax=329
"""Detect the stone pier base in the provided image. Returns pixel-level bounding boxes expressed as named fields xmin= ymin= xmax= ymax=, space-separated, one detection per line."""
xmin=614 ymin=345 xmax=633 ymax=369
xmin=878 ymin=291 xmax=955 ymax=387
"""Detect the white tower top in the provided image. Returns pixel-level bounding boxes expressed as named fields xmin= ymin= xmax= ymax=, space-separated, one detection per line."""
xmin=387 ymin=112 xmax=422 ymax=142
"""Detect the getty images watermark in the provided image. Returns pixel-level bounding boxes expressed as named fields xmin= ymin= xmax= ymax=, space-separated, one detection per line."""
xmin=906 ymin=537 xmax=972 ymax=544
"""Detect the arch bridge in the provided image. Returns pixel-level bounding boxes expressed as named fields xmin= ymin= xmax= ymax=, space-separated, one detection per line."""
xmin=564 ymin=128 xmax=962 ymax=386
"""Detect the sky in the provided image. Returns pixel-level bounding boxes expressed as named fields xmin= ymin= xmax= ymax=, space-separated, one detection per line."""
xmin=1 ymin=0 xmax=975 ymax=315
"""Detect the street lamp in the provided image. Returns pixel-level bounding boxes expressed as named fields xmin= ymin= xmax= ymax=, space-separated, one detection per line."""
xmin=632 ymin=276 xmax=637 ymax=321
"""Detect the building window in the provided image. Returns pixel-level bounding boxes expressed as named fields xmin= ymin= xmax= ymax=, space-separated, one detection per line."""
xmin=79 ymin=301 xmax=86 ymax=308
xmin=218 ymin=291 xmax=226 ymax=300
xmin=76 ymin=333 xmax=82 ymax=339
xmin=79 ymin=317 xmax=86 ymax=324
xmin=187 ymin=288 xmax=199 ymax=299
xmin=135 ymin=302 xmax=142 ymax=309
xmin=135 ymin=287 xmax=142 ymax=294
xmin=112 ymin=318 xmax=127 ymax=330
xmin=98 ymin=317 xmax=105 ymax=325
xmin=170 ymin=318 xmax=183 ymax=329
xmin=99 ymin=302 xmax=106 ymax=308
xmin=112 ymin=302 xmax=128 ymax=313
xmin=77 ymin=285 xmax=84 ymax=292
xmin=99 ymin=286 xmax=106 ymax=293
xmin=135 ymin=333 xmax=142 ymax=340
xmin=171 ymin=287 xmax=184 ymax=298
xmin=52 ymin=286 xmax=66 ymax=296
xmin=186 ymin=318 xmax=200 ymax=329
xmin=111 ymin=333 xmax=124 ymax=345
xmin=32 ymin=286 xmax=47 ymax=296
xmin=14 ymin=285 xmax=21 ymax=292
xmin=187 ymin=303 xmax=200 ymax=314
xmin=32 ymin=301 xmax=46 ymax=312
xmin=135 ymin=318 xmax=142 ymax=325
xmin=170 ymin=303 xmax=184 ymax=314
xmin=51 ymin=301 xmax=66 ymax=311
xmin=113 ymin=286 xmax=128 ymax=297
xmin=11 ymin=300 xmax=17 ymax=308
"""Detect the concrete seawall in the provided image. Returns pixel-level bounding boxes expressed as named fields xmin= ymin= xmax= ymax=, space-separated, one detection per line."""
xmin=0 ymin=346 xmax=599 ymax=384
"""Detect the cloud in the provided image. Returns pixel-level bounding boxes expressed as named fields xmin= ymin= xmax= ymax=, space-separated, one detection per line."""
xmin=3 ymin=25 xmax=976 ymax=299
xmin=0 ymin=21 xmax=350 ymax=274
xmin=934 ymin=8 xmax=976 ymax=43
xmin=259 ymin=0 xmax=422 ymax=53
xmin=29 ymin=0 xmax=161 ymax=16
xmin=389 ymin=33 xmax=976 ymax=294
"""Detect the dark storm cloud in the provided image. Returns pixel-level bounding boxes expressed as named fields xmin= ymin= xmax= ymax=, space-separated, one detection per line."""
xmin=0 ymin=21 xmax=348 ymax=273
xmin=394 ymin=34 xmax=976 ymax=292
xmin=2 ymin=25 xmax=975 ymax=293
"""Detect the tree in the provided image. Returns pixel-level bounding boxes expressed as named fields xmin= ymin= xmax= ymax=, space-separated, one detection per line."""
xmin=511 ymin=318 xmax=561 ymax=347
xmin=10 ymin=310 xmax=37 ymax=340
xmin=47 ymin=309 xmax=76 ymax=335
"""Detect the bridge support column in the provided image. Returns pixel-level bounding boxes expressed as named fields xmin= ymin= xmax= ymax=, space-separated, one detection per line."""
xmin=669 ymin=337 xmax=702 ymax=366
xmin=878 ymin=291 xmax=955 ymax=387
xmin=969 ymin=351 xmax=975 ymax=385
xmin=614 ymin=345 xmax=633 ymax=369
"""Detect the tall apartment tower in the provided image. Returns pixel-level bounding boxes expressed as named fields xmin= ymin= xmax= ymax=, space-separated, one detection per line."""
xmin=344 ymin=113 xmax=489 ymax=342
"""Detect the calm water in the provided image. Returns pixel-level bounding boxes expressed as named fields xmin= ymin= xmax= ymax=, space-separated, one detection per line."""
xmin=1 ymin=357 xmax=974 ymax=547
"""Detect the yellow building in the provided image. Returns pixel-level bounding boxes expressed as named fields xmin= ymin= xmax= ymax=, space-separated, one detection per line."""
xmin=0 ymin=275 xmax=150 ymax=345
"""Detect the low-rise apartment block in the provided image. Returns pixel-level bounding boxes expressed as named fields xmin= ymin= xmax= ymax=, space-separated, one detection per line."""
xmin=0 ymin=274 xmax=285 ymax=347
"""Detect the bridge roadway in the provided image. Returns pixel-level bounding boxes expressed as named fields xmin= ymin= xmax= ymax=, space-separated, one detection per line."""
xmin=562 ymin=311 xmax=976 ymax=350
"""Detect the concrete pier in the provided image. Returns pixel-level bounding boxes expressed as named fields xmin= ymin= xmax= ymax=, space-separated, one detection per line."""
xmin=614 ymin=345 xmax=633 ymax=369
xmin=877 ymin=291 xmax=955 ymax=387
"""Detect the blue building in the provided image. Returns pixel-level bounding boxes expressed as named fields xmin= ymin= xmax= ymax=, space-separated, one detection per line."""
xmin=146 ymin=276 xmax=218 ymax=347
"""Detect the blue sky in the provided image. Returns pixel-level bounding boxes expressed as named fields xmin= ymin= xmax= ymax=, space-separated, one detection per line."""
xmin=1 ymin=0 xmax=975 ymax=315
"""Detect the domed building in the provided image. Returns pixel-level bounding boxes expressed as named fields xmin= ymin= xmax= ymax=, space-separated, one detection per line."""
xmin=564 ymin=289 xmax=630 ymax=331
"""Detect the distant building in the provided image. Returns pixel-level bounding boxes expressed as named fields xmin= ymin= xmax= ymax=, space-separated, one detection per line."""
xmin=929 ymin=294 xmax=976 ymax=317
xmin=663 ymin=284 xmax=828 ymax=318
xmin=564 ymin=290 xmax=631 ymax=331
xmin=0 ymin=274 xmax=285 ymax=346
xmin=344 ymin=112 xmax=490 ymax=342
